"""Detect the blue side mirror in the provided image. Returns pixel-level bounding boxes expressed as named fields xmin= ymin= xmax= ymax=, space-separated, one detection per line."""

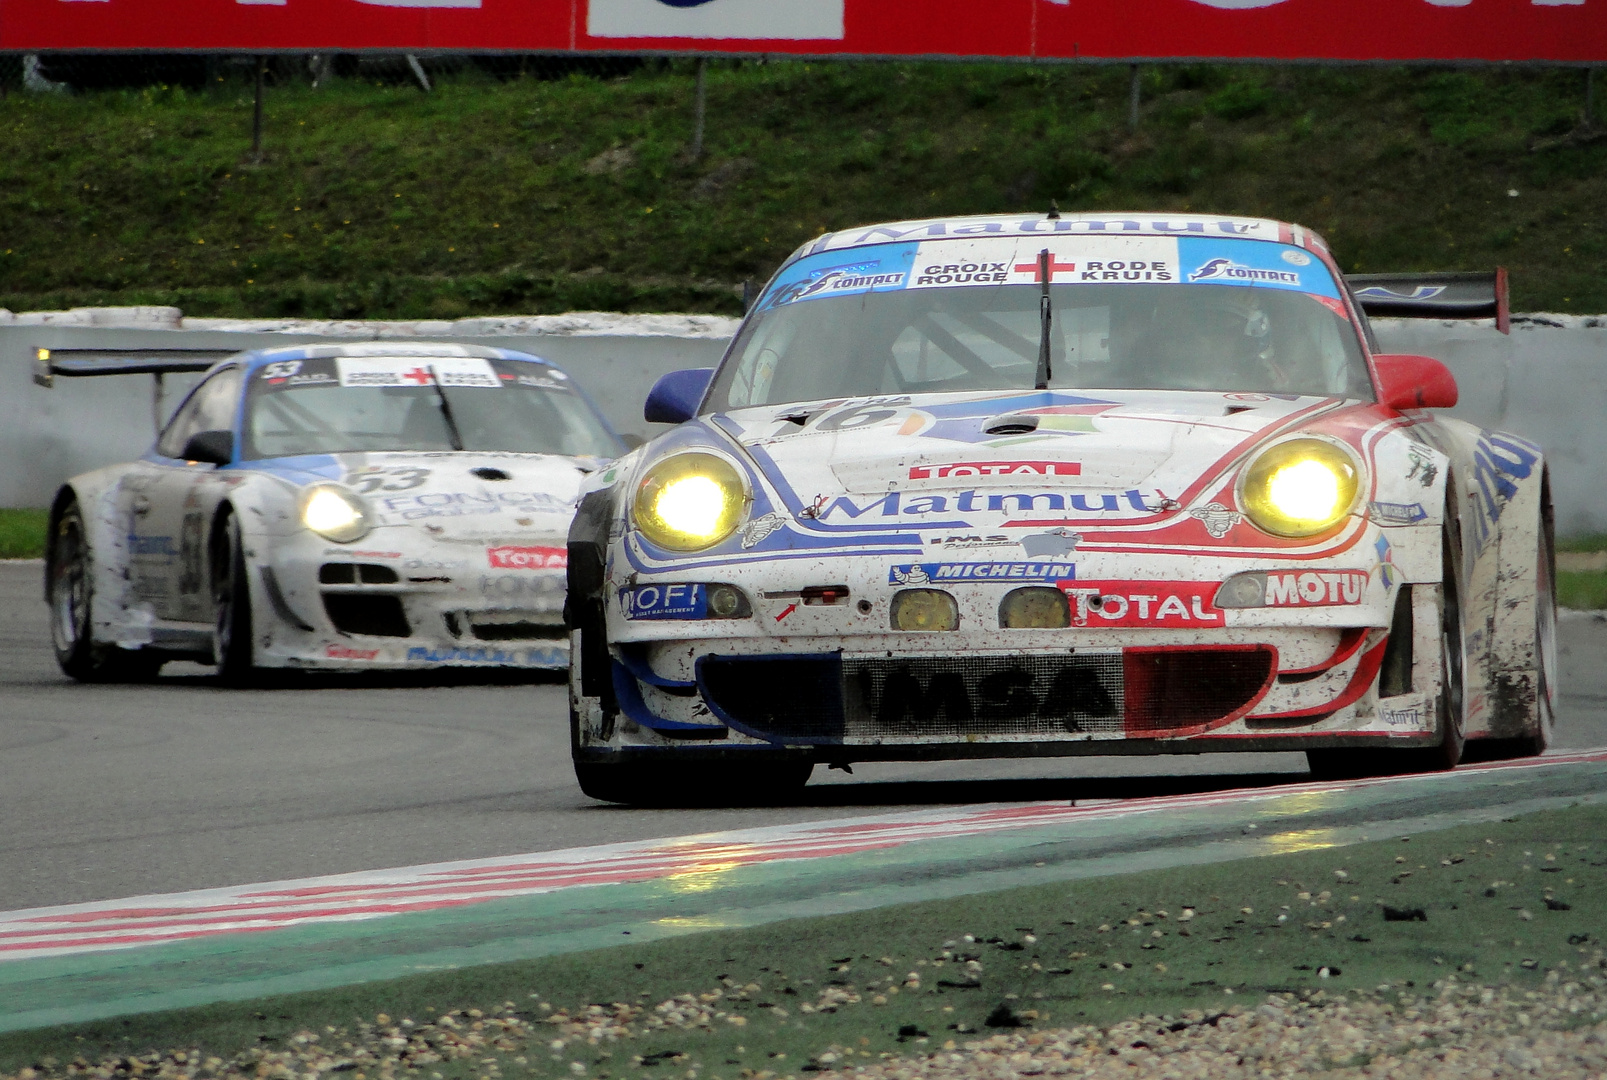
xmin=644 ymin=369 xmax=715 ymax=425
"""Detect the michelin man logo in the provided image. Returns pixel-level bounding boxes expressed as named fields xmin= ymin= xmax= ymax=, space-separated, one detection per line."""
xmin=590 ymin=0 xmax=846 ymax=39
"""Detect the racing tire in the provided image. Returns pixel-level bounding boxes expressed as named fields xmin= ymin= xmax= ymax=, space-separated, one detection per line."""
xmin=212 ymin=512 xmax=258 ymax=686
xmin=1308 ymin=522 xmax=1466 ymax=779
xmin=1526 ymin=505 xmax=1559 ymax=756
xmin=574 ymin=754 xmax=814 ymax=807
xmin=48 ymin=498 xmax=163 ymax=683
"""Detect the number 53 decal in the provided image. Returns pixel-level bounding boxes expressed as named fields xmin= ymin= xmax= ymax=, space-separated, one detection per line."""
xmin=350 ymin=467 xmax=431 ymax=493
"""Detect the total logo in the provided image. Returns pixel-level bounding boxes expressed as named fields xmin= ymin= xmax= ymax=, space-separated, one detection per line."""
xmin=1062 ymin=581 xmax=1223 ymax=627
xmin=486 ymin=545 xmax=567 ymax=570
xmin=908 ymin=460 xmax=1081 ymax=481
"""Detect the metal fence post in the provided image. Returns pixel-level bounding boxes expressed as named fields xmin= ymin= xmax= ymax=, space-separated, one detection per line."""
xmin=406 ymin=54 xmax=432 ymax=92
xmin=691 ymin=57 xmax=708 ymax=160
xmin=1128 ymin=64 xmax=1141 ymax=130
xmin=252 ymin=56 xmax=266 ymax=162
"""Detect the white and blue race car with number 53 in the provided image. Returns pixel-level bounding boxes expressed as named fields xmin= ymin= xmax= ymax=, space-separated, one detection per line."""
xmin=566 ymin=212 xmax=1556 ymax=804
xmin=45 ymin=343 xmax=623 ymax=682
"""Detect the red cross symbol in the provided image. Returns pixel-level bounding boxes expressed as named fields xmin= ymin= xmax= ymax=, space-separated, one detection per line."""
xmin=1014 ymin=253 xmax=1078 ymax=282
xmin=402 ymin=367 xmax=434 ymax=385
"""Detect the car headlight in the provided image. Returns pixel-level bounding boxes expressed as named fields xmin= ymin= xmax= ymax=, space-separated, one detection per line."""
xmin=632 ymin=452 xmax=750 ymax=552
xmin=891 ymin=589 xmax=960 ymax=631
xmin=301 ymin=486 xmax=372 ymax=544
xmin=1238 ymin=438 xmax=1361 ymax=538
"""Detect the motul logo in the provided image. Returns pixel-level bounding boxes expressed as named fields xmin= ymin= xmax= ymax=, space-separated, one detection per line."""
xmin=908 ymin=461 xmax=1081 ymax=480
xmin=487 ymin=546 xmax=567 ymax=570
xmin=1265 ymin=570 xmax=1366 ymax=606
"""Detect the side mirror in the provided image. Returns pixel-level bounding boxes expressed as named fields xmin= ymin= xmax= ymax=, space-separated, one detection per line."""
xmin=644 ymin=368 xmax=715 ymax=425
xmin=181 ymin=429 xmax=234 ymax=465
xmin=1373 ymin=354 xmax=1459 ymax=411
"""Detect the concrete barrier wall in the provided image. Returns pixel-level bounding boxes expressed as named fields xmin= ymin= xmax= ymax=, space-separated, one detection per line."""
xmin=2 ymin=308 xmax=1604 ymax=535
xmin=0 ymin=309 xmax=737 ymax=511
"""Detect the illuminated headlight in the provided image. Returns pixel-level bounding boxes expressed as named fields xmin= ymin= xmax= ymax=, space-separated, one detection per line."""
xmin=632 ymin=452 xmax=750 ymax=552
xmin=301 ymin=486 xmax=371 ymax=544
xmin=1238 ymin=438 xmax=1361 ymax=538
xmin=998 ymin=587 xmax=1070 ymax=629
xmin=891 ymin=589 xmax=960 ymax=631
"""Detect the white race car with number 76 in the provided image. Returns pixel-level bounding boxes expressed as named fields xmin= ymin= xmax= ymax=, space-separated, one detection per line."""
xmin=566 ymin=212 xmax=1555 ymax=804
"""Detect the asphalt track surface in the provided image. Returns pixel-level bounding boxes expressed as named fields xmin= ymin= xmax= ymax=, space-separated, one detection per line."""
xmin=3 ymin=561 xmax=1605 ymax=914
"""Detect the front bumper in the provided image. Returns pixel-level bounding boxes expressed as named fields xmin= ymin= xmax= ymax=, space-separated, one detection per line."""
xmin=575 ymin=546 xmax=1450 ymax=761
xmin=251 ymin=531 xmax=569 ymax=670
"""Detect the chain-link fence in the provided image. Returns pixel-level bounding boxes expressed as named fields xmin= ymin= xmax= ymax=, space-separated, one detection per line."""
xmin=0 ymin=51 xmax=651 ymax=95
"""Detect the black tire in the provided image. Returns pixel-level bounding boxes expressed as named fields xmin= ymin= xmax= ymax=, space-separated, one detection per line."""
xmin=1308 ymin=522 xmax=1465 ymax=779
xmin=213 ymin=513 xmax=257 ymax=686
xmin=1423 ymin=518 xmax=1469 ymax=770
xmin=574 ymin=752 xmax=814 ymax=807
xmin=47 ymin=499 xmax=163 ymax=683
xmin=1529 ymin=501 xmax=1559 ymax=754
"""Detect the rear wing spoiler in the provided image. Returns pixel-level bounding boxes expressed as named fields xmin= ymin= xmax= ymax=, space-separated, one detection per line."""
xmin=32 ymin=347 xmax=235 ymax=387
xmin=32 ymin=346 xmax=240 ymax=431
xmin=1344 ymin=268 xmax=1510 ymax=334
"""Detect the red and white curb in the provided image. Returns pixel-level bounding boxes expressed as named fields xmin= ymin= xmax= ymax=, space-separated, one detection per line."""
xmin=3 ymin=750 xmax=1601 ymax=962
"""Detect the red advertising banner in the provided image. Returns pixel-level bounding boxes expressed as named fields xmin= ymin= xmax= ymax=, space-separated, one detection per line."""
xmin=0 ymin=0 xmax=1601 ymax=62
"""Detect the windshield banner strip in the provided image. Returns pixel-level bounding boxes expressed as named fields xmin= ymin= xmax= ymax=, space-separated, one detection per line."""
xmin=761 ymin=237 xmax=1339 ymax=311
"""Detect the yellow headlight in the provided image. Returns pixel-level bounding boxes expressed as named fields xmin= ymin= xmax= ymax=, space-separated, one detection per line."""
xmin=302 ymin=486 xmax=371 ymax=543
xmin=633 ymin=452 xmax=749 ymax=552
xmin=890 ymin=589 xmax=960 ymax=631
xmin=1239 ymin=438 xmax=1361 ymax=538
xmin=998 ymin=587 xmax=1070 ymax=629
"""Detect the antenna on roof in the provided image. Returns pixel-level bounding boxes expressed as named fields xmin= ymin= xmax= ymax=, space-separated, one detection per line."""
xmin=1047 ymin=201 xmax=1061 ymax=220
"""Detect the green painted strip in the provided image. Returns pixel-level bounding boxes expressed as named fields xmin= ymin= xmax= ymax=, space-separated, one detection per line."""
xmin=3 ymin=757 xmax=1604 ymax=1034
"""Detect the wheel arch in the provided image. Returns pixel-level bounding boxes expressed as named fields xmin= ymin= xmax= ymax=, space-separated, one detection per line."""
xmin=43 ymin=475 xmax=130 ymax=638
xmin=1466 ymin=430 xmax=1550 ymax=742
xmin=43 ymin=485 xmax=81 ymax=601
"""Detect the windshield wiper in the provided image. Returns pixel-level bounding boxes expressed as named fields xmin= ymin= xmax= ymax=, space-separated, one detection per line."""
xmin=426 ymin=366 xmax=466 ymax=451
xmin=1034 ymin=248 xmax=1053 ymax=390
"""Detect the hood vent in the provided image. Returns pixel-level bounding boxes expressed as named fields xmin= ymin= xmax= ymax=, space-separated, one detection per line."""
xmin=472 ymin=467 xmax=511 ymax=481
xmin=982 ymin=413 xmax=1040 ymax=436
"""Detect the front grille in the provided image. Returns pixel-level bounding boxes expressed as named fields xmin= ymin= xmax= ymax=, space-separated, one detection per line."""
xmin=319 ymin=563 xmax=399 ymax=585
xmin=695 ymin=648 xmax=1274 ymax=744
xmin=1122 ymin=647 xmax=1275 ymax=732
xmin=323 ymin=594 xmax=411 ymax=637
xmin=469 ymin=619 xmax=567 ymax=642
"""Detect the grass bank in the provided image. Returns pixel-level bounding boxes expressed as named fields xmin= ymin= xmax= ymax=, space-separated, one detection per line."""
xmin=1558 ymin=536 xmax=1607 ymax=609
xmin=1 ymin=63 xmax=1603 ymax=319
xmin=3 ymin=802 xmax=1604 ymax=1077
xmin=0 ymin=510 xmax=47 ymax=560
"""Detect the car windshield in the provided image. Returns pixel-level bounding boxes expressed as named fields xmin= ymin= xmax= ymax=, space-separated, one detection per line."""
xmin=242 ymin=355 xmax=622 ymax=460
xmin=707 ymin=236 xmax=1371 ymax=410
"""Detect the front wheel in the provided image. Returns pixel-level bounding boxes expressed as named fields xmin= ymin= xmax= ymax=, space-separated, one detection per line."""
xmin=48 ymin=498 xmax=162 ymax=683
xmin=213 ymin=513 xmax=257 ymax=686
